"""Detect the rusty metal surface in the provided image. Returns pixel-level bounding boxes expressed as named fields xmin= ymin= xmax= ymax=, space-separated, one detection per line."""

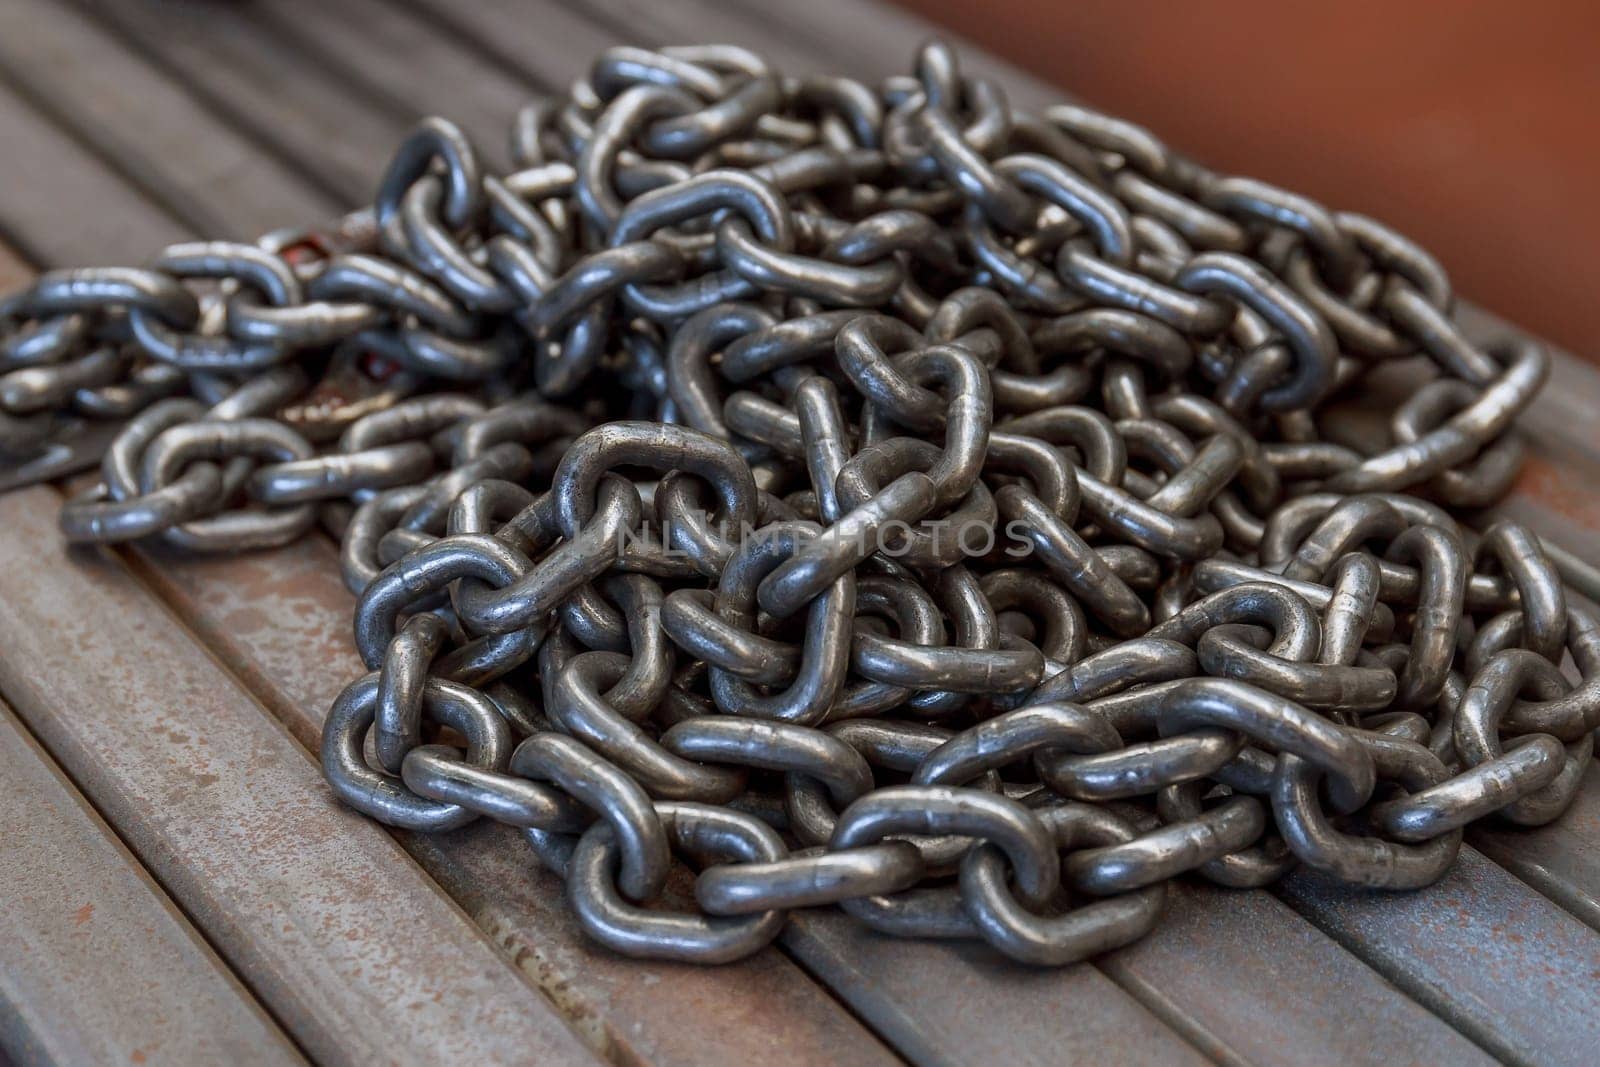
xmin=0 ymin=699 xmax=303 ymax=1067
xmin=1279 ymin=847 xmax=1600 ymax=1066
xmin=27 ymin=10 xmax=1223 ymax=1055
xmin=0 ymin=0 xmax=338 ymax=238
xmin=574 ymin=0 xmax=839 ymax=87
xmin=1469 ymin=766 xmax=1600 ymax=934
xmin=249 ymin=0 xmax=529 ymax=171
xmin=133 ymin=531 xmax=1203 ymax=1066
xmin=131 ymin=536 xmax=898 ymax=1067
xmin=425 ymin=4 xmax=1600 ymax=1062
xmin=0 ymin=76 xmax=186 ymax=265
xmin=0 ymin=0 xmax=1598 ymax=1063
xmin=81 ymin=0 xmax=403 ymax=205
xmin=0 ymin=486 xmax=597 ymax=1067
xmin=1099 ymin=884 xmax=1491 ymax=1065
xmin=779 ymin=912 xmax=1207 ymax=1067
xmin=712 ymin=0 xmax=1600 ymax=1049
xmin=230 ymin=7 xmax=1536 ymax=1059
xmin=8 ymin=8 xmax=1198 ymax=1058
xmin=396 ymin=0 xmax=616 ymax=93
xmin=406 ymin=823 xmax=900 ymax=1066
xmin=0 ymin=28 xmax=898 ymax=1062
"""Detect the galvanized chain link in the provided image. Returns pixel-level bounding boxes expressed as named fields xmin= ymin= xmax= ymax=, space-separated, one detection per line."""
xmin=4 ymin=40 xmax=1598 ymax=966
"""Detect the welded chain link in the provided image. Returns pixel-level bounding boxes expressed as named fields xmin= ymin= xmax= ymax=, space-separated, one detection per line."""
xmin=5 ymin=40 xmax=1598 ymax=966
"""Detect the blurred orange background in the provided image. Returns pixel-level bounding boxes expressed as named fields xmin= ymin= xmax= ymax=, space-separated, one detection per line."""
xmin=892 ymin=0 xmax=1600 ymax=361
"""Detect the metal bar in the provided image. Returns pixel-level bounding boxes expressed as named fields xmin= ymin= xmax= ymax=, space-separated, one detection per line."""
xmin=0 ymin=77 xmax=187 ymax=264
xmin=389 ymin=0 xmax=614 ymax=94
xmin=244 ymin=0 xmax=533 ymax=172
xmin=128 ymin=534 xmax=900 ymax=1067
xmin=0 ymin=0 xmax=340 ymax=239
xmin=0 ymin=108 xmax=184 ymax=483
xmin=1278 ymin=848 xmax=1600 ymax=1067
xmin=1097 ymin=884 xmax=1491 ymax=1065
xmin=0 ymin=486 xmax=597 ymax=1067
xmin=71 ymin=0 xmax=402 ymax=206
xmin=1470 ymin=767 xmax=1600 ymax=934
xmin=778 ymin=911 xmax=1207 ymax=1067
xmin=0 ymin=699 xmax=304 ymax=1067
xmin=559 ymin=0 xmax=839 ymax=87
xmin=717 ymin=0 xmax=1055 ymax=108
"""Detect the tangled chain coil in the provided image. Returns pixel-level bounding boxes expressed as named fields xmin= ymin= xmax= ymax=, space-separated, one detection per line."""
xmin=5 ymin=40 xmax=1597 ymax=966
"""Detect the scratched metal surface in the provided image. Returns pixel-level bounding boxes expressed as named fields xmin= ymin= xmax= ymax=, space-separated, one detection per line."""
xmin=0 ymin=486 xmax=599 ymax=1067
xmin=127 ymin=533 xmax=897 ymax=1067
xmin=0 ymin=699 xmax=303 ymax=1067
xmin=132 ymin=541 xmax=1201 ymax=1067
xmin=0 ymin=1 xmax=1598 ymax=1065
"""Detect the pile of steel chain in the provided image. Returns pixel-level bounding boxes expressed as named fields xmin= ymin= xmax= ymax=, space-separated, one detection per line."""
xmin=4 ymin=40 xmax=1597 ymax=966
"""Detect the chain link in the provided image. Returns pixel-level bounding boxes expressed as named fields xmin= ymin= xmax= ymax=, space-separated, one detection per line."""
xmin=3 ymin=40 xmax=1596 ymax=967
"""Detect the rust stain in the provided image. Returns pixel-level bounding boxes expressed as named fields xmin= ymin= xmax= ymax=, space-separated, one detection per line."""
xmin=0 ymin=489 xmax=594 ymax=1064
xmin=74 ymin=902 xmax=95 ymax=926
xmin=1513 ymin=453 xmax=1600 ymax=527
xmin=474 ymin=906 xmax=627 ymax=1065
xmin=0 ymin=245 xmax=28 ymax=288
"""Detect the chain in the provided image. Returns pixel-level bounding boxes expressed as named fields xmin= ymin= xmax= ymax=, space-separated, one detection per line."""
xmin=4 ymin=40 xmax=1596 ymax=967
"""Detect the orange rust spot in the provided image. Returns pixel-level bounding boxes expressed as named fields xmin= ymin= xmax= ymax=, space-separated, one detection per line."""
xmin=1513 ymin=454 xmax=1600 ymax=527
xmin=131 ymin=1051 xmax=146 ymax=1064
xmin=74 ymin=902 xmax=94 ymax=926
